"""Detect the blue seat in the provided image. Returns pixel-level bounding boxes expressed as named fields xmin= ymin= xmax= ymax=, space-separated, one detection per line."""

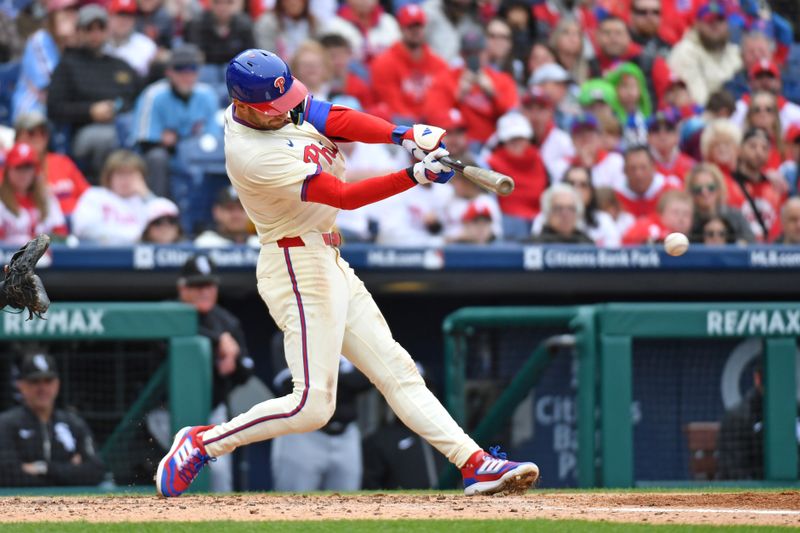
xmin=171 ymin=134 xmax=229 ymax=234
xmin=0 ymin=61 xmax=21 ymax=127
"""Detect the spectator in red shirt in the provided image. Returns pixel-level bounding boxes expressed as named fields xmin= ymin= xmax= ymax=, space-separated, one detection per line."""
xmin=0 ymin=143 xmax=67 ymax=246
xmin=647 ymin=108 xmax=695 ymax=182
xmin=487 ymin=112 xmax=548 ymax=241
xmin=731 ymin=60 xmax=800 ymax=138
xmin=369 ymin=5 xmax=448 ymax=125
xmin=13 ymin=112 xmax=89 ymax=217
xmin=731 ymin=127 xmax=785 ymax=241
xmin=554 ymin=114 xmax=625 ymax=187
xmin=320 ymin=33 xmax=374 ymax=111
xmin=429 ymin=108 xmax=471 ymax=162
xmin=615 ymin=145 xmax=681 ymax=218
xmin=425 ymin=28 xmax=519 ymax=143
xmin=622 ymin=189 xmax=693 ymax=245
xmin=741 ymin=91 xmax=791 ymax=188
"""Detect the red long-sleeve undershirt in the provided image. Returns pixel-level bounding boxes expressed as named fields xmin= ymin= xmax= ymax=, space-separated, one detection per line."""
xmin=304 ymin=169 xmax=416 ymax=210
xmin=323 ymin=105 xmax=403 ymax=144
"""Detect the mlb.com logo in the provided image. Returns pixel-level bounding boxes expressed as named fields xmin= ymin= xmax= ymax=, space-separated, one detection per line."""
xmin=524 ymin=246 xmax=544 ymax=270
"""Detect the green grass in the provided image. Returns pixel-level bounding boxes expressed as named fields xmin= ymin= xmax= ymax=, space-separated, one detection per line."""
xmin=0 ymin=521 xmax=793 ymax=532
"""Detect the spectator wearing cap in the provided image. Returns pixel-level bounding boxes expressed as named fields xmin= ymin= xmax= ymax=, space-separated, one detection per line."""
xmin=449 ymin=203 xmax=496 ymax=244
xmin=47 ymin=4 xmax=140 ymax=182
xmin=605 ymin=62 xmax=652 ymax=148
xmin=723 ymin=31 xmax=780 ymax=102
xmin=731 ymin=127 xmax=785 ymax=241
xmin=622 ymin=189 xmax=694 ymax=245
xmin=730 ymin=60 xmax=800 ymax=137
xmin=14 ymin=112 xmax=89 ymax=217
xmin=140 ymin=197 xmax=183 ymax=243
xmin=521 ymin=86 xmax=575 ymax=180
xmin=184 ymin=0 xmax=255 ymax=66
xmin=430 ymin=108 xmax=471 ymax=163
xmin=323 ymin=0 xmax=400 ymax=63
xmin=425 ymin=29 xmax=518 ymax=143
xmin=421 ymin=0 xmax=482 ymax=64
xmin=487 ymin=112 xmax=548 ymax=240
xmin=647 ymin=109 xmax=695 ymax=183
xmin=668 ymin=1 xmax=742 ymax=106
xmin=554 ymin=114 xmax=625 ymax=187
xmin=442 ymin=174 xmax=503 ymax=243
xmin=774 ymin=197 xmax=800 ymax=245
xmin=105 ymin=0 xmax=157 ymax=78
xmin=131 ymin=43 xmax=220 ymax=198
xmin=10 ymin=0 xmax=79 ymax=122
xmin=255 ymin=0 xmax=321 ymax=62
xmin=177 ymin=253 xmax=254 ymax=491
xmin=614 ymin=144 xmax=681 ymax=219
xmin=195 ymin=186 xmax=260 ymax=247
xmin=0 ymin=351 xmax=107 ymax=487
xmin=369 ymin=4 xmax=448 ymax=125
xmin=577 ymin=79 xmax=620 ymax=123
xmin=71 ymin=149 xmax=165 ymax=245
xmin=320 ymin=34 xmax=375 ymax=114
xmin=529 ymin=62 xmax=578 ymax=132
xmin=529 ymin=183 xmax=593 ymax=244
xmin=779 ymin=125 xmax=800 ymax=195
xmin=0 ymin=143 xmax=67 ymax=246
xmin=659 ymin=72 xmax=699 ymax=117
xmin=588 ymin=15 xmax=669 ymax=106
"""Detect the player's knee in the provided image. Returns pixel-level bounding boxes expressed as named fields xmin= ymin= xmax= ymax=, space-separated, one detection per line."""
xmin=292 ymin=388 xmax=336 ymax=431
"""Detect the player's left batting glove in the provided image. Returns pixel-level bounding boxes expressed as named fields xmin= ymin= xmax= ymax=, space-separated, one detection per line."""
xmin=393 ymin=124 xmax=447 ymax=161
xmin=412 ymin=148 xmax=455 ymax=185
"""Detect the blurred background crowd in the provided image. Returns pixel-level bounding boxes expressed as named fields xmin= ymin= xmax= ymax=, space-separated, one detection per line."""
xmin=0 ymin=0 xmax=799 ymax=248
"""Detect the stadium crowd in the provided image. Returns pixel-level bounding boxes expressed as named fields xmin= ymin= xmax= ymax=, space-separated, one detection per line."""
xmin=0 ymin=0 xmax=799 ymax=247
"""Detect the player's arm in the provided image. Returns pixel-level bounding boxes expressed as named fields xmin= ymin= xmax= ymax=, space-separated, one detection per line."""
xmin=298 ymin=97 xmax=446 ymax=159
xmin=304 ymin=149 xmax=454 ymax=210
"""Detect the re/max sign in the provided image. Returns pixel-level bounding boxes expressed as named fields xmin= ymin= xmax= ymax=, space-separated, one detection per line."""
xmin=707 ymin=310 xmax=800 ymax=336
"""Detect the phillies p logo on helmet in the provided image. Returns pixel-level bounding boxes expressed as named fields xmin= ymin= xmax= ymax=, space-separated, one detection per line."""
xmin=274 ymin=76 xmax=286 ymax=94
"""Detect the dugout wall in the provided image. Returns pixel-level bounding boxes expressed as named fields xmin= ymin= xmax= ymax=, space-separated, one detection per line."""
xmin=0 ymin=302 xmax=212 ymax=491
xmin=443 ymin=303 xmax=800 ymax=489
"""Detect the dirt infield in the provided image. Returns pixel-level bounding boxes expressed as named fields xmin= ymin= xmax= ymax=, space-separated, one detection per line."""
xmin=2 ymin=492 xmax=800 ymax=526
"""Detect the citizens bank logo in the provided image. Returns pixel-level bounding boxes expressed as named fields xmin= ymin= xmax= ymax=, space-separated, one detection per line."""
xmin=523 ymin=246 xmax=544 ymax=270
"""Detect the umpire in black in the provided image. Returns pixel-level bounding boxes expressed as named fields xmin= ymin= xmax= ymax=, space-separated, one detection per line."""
xmin=0 ymin=352 xmax=107 ymax=486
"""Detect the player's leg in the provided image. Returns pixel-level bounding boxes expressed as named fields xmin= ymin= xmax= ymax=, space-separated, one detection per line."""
xmin=339 ymin=265 xmax=539 ymax=495
xmin=157 ymin=247 xmax=348 ymax=497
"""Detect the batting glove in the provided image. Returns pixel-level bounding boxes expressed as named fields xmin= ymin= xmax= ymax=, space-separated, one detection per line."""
xmin=394 ymin=124 xmax=448 ymax=161
xmin=412 ymin=148 xmax=454 ymax=185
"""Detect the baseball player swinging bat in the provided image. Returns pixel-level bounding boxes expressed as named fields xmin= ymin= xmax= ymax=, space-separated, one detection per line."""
xmin=438 ymin=156 xmax=515 ymax=196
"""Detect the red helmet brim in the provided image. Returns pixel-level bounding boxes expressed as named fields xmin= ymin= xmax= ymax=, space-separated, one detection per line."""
xmin=245 ymin=78 xmax=308 ymax=116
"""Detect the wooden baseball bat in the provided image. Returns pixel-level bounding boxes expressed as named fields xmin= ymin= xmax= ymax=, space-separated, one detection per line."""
xmin=439 ymin=156 xmax=515 ymax=196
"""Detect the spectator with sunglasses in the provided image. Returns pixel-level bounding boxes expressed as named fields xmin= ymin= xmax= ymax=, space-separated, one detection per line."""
xmin=529 ymin=183 xmax=593 ymax=244
xmin=140 ymin=197 xmax=183 ymax=244
xmin=628 ymin=0 xmax=672 ymax=56
xmin=13 ymin=112 xmax=89 ymax=218
xmin=731 ymin=61 xmax=800 ymax=138
xmin=647 ymin=109 xmax=695 ymax=183
xmin=699 ymin=215 xmax=735 ymax=245
xmin=130 ymin=44 xmax=221 ymax=199
xmin=685 ymin=163 xmax=754 ymax=244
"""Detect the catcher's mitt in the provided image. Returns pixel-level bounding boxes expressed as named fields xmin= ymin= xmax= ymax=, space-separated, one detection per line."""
xmin=3 ymin=235 xmax=51 ymax=320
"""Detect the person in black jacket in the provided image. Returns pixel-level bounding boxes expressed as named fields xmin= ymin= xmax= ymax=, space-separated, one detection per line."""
xmin=177 ymin=253 xmax=253 ymax=492
xmin=183 ymin=0 xmax=255 ymax=66
xmin=529 ymin=183 xmax=594 ymax=244
xmin=47 ymin=4 xmax=140 ymax=182
xmin=0 ymin=352 xmax=107 ymax=487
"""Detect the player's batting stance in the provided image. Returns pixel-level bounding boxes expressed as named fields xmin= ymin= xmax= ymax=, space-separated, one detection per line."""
xmin=156 ymin=50 xmax=539 ymax=497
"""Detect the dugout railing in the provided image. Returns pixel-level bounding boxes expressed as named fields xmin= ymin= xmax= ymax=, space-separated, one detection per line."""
xmin=442 ymin=304 xmax=799 ymax=489
xmin=0 ymin=302 xmax=212 ymax=493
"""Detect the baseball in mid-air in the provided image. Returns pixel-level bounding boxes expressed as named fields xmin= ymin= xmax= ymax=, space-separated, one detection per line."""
xmin=664 ymin=232 xmax=690 ymax=256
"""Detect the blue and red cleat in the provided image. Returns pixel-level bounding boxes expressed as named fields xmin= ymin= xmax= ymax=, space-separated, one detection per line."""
xmin=156 ymin=425 xmax=215 ymax=497
xmin=461 ymin=446 xmax=539 ymax=495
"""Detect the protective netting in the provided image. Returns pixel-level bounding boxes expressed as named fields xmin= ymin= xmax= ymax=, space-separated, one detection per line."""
xmin=454 ymin=325 xmax=580 ymax=488
xmin=0 ymin=340 xmax=169 ymax=487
